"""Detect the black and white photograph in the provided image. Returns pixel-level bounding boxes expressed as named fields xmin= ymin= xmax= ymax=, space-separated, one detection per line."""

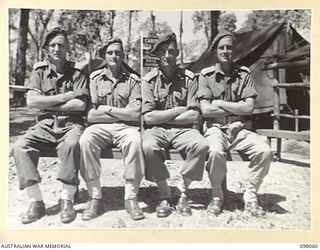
xmin=8 ymin=8 xmax=311 ymax=232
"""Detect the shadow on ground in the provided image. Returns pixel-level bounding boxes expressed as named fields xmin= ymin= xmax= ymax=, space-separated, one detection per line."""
xmin=45 ymin=186 xmax=287 ymax=216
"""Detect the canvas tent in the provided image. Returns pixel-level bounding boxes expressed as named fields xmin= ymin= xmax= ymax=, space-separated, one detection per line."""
xmin=187 ymin=22 xmax=310 ymax=121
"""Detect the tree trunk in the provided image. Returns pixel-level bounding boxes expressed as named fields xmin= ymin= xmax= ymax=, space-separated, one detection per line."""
xmin=150 ymin=11 xmax=156 ymax=37
xmin=109 ymin=10 xmax=115 ymax=37
xmin=210 ymin=11 xmax=220 ymax=43
xmin=15 ymin=9 xmax=29 ymax=90
xmin=179 ymin=11 xmax=184 ymax=64
xmin=126 ymin=10 xmax=133 ymax=61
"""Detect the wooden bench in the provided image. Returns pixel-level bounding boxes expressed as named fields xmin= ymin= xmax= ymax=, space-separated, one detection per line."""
xmin=256 ymin=129 xmax=310 ymax=161
xmin=37 ymin=147 xmax=247 ymax=199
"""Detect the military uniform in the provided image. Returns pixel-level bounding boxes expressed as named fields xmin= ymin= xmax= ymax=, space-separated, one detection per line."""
xmin=12 ymin=60 xmax=89 ymax=190
xmin=142 ymin=68 xmax=208 ymax=182
xmin=79 ymin=67 xmax=144 ymax=183
xmin=198 ymin=63 xmax=273 ymax=202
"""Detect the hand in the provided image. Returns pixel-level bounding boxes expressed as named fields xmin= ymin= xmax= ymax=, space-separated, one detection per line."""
xmin=211 ymin=100 xmax=223 ymax=106
xmin=126 ymin=99 xmax=141 ymax=108
xmin=62 ymin=91 xmax=75 ymax=102
xmin=175 ymin=106 xmax=188 ymax=114
xmin=98 ymin=105 xmax=112 ymax=113
xmin=227 ymin=121 xmax=244 ymax=141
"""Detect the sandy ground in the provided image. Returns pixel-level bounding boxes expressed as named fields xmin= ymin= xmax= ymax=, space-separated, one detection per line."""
xmin=7 ymin=108 xmax=311 ymax=230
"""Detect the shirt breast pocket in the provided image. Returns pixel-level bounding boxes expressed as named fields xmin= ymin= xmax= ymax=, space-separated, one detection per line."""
xmin=212 ymin=85 xmax=225 ymax=99
xmin=41 ymin=80 xmax=56 ymax=96
xmin=97 ymin=83 xmax=112 ymax=105
xmin=173 ymin=88 xmax=187 ymax=106
xmin=156 ymin=89 xmax=167 ymax=101
xmin=117 ymin=88 xmax=130 ymax=107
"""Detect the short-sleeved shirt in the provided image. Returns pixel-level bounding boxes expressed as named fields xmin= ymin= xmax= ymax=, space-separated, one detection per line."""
xmin=89 ymin=67 xmax=141 ymax=109
xmin=27 ymin=60 xmax=89 ymax=118
xmin=142 ymin=68 xmax=198 ymax=115
xmin=198 ymin=63 xmax=257 ymax=125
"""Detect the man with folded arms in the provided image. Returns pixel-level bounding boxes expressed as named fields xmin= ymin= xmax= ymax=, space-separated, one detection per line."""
xmin=142 ymin=33 xmax=208 ymax=218
xmin=12 ymin=27 xmax=89 ymax=224
xmin=198 ymin=31 xmax=273 ymax=217
xmin=79 ymin=37 xmax=145 ymax=221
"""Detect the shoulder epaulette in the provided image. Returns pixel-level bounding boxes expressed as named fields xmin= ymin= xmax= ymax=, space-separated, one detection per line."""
xmin=130 ymin=73 xmax=140 ymax=81
xmin=33 ymin=61 xmax=48 ymax=70
xmin=90 ymin=69 xmax=104 ymax=80
xmin=239 ymin=65 xmax=251 ymax=74
xmin=144 ymin=69 xmax=158 ymax=82
xmin=184 ymin=69 xmax=195 ymax=80
xmin=200 ymin=66 xmax=215 ymax=76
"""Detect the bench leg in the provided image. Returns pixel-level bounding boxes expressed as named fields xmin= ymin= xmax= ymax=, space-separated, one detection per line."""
xmin=267 ymin=137 xmax=271 ymax=146
xmin=74 ymin=185 xmax=79 ymax=204
xmin=222 ymin=177 xmax=228 ymax=193
xmin=276 ymin=138 xmax=282 ymax=161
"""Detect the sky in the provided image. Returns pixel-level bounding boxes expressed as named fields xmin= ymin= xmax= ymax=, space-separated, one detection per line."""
xmin=139 ymin=10 xmax=251 ymax=42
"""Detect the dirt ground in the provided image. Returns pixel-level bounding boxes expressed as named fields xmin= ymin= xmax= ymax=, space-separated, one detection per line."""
xmin=7 ymin=108 xmax=311 ymax=230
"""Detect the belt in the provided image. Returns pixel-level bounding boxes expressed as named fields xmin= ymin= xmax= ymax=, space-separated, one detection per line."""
xmin=41 ymin=111 xmax=84 ymax=117
xmin=37 ymin=113 xmax=84 ymax=127
xmin=206 ymin=115 xmax=244 ymax=125
xmin=144 ymin=123 xmax=193 ymax=129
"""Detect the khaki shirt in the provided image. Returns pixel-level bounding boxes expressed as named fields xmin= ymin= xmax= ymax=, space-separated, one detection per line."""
xmin=142 ymin=68 xmax=198 ymax=114
xmin=198 ymin=63 xmax=257 ymax=125
xmin=27 ymin=60 xmax=89 ymax=118
xmin=89 ymin=67 xmax=141 ymax=109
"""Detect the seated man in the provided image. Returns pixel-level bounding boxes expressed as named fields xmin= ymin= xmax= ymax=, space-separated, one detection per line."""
xmin=79 ymin=37 xmax=145 ymax=221
xmin=12 ymin=27 xmax=89 ymax=224
xmin=198 ymin=31 xmax=273 ymax=216
xmin=142 ymin=33 xmax=208 ymax=218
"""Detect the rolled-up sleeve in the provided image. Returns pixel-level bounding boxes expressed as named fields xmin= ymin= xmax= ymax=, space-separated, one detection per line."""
xmin=142 ymin=78 xmax=156 ymax=114
xmin=73 ymin=71 xmax=89 ymax=99
xmin=26 ymin=70 xmax=42 ymax=93
xmin=129 ymin=78 xmax=142 ymax=102
xmin=186 ymin=77 xmax=200 ymax=110
xmin=197 ymin=73 xmax=213 ymax=101
xmin=240 ymin=73 xmax=257 ymax=100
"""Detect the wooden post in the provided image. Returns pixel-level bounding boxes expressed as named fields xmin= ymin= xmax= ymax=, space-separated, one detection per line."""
xmin=294 ymin=109 xmax=299 ymax=132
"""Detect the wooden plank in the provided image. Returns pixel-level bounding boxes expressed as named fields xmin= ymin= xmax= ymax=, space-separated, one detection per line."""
xmin=39 ymin=148 xmax=248 ymax=161
xmin=9 ymin=85 xmax=28 ymax=92
xmin=270 ymin=83 xmax=310 ymax=88
xmin=256 ymin=129 xmax=310 ymax=142
xmin=271 ymin=113 xmax=310 ymax=120
xmin=264 ymin=60 xmax=309 ymax=70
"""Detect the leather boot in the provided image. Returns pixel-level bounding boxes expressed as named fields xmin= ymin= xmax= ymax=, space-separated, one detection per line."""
xmin=21 ymin=201 xmax=46 ymax=224
xmin=125 ymin=198 xmax=145 ymax=221
xmin=156 ymin=199 xmax=173 ymax=218
xmin=82 ymin=199 xmax=104 ymax=221
xmin=176 ymin=197 xmax=192 ymax=216
xmin=207 ymin=197 xmax=223 ymax=216
xmin=245 ymin=201 xmax=266 ymax=217
xmin=60 ymin=199 xmax=76 ymax=223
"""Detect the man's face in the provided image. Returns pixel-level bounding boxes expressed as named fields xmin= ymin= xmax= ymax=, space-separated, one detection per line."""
xmin=105 ymin=43 xmax=124 ymax=68
xmin=216 ymin=36 xmax=234 ymax=63
xmin=47 ymin=35 xmax=68 ymax=62
xmin=157 ymin=42 xmax=179 ymax=67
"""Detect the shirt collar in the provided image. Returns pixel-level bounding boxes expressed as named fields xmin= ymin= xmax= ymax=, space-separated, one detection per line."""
xmin=158 ymin=67 xmax=183 ymax=86
xmin=103 ymin=66 xmax=129 ymax=83
xmin=215 ymin=63 xmax=241 ymax=80
xmin=46 ymin=60 xmax=72 ymax=79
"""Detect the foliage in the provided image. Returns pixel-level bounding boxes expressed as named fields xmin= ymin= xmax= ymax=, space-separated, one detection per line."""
xmin=238 ymin=10 xmax=311 ymax=33
xmin=219 ymin=13 xmax=237 ymax=33
xmin=182 ymin=39 xmax=207 ymax=63
xmin=28 ymin=9 xmax=55 ymax=65
xmin=192 ymin=11 xmax=211 ymax=45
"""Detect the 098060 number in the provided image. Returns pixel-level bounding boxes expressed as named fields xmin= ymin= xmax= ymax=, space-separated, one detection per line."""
xmin=300 ymin=244 xmax=318 ymax=248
